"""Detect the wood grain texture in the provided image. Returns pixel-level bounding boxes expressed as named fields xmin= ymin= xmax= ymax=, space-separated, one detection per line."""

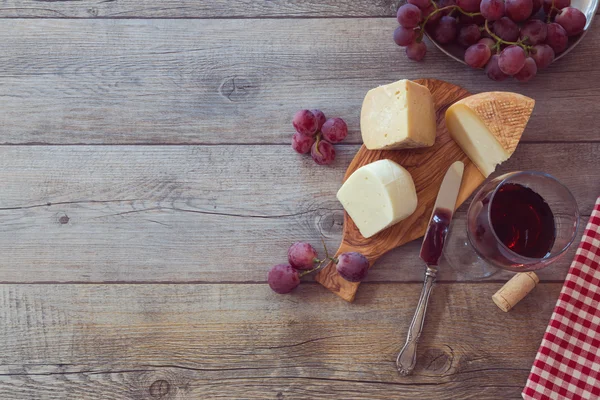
xmin=0 ymin=144 xmax=597 ymax=284
xmin=0 ymin=283 xmax=560 ymax=399
xmin=316 ymin=79 xmax=486 ymax=301
xmin=0 ymin=0 xmax=400 ymax=18
xmin=1 ymin=19 xmax=600 ymax=145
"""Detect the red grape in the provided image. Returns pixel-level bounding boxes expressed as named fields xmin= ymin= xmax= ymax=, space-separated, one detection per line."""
xmin=311 ymin=109 xmax=326 ymax=131
xmin=543 ymin=0 xmax=570 ymax=17
xmin=336 ymin=252 xmax=369 ymax=282
xmin=514 ymin=57 xmax=538 ymax=82
xmin=505 ymin=0 xmax=533 ymax=22
xmin=311 ymin=140 xmax=336 ymax=165
xmin=394 ymin=26 xmax=417 ymax=46
xmin=498 ymin=45 xmax=527 ymax=75
xmin=292 ymin=110 xmax=318 ymax=136
xmin=456 ymin=0 xmax=481 ymax=12
xmin=493 ymin=17 xmax=520 ymax=42
xmin=478 ymin=37 xmax=496 ymax=50
xmin=408 ymin=0 xmax=431 ymax=9
xmin=458 ymin=24 xmax=482 ymax=47
xmin=291 ymin=132 xmax=315 ymax=154
xmin=288 ymin=242 xmax=318 ymax=270
xmin=486 ymin=54 xmax=509 ymax=81
xmin=321 ymin=118 xmax=348 ymax=143
xmin=465 ymin=43 xmax=492 ymax=68
xmin=530 ymin=43 xmax=555 ymax=68
xmin=433 ymin=16 xmax=458 ymax=44
xmin=397 ymin=4 xmax=422 ymax=29
xmin=480 ymin=0 xmax=506 ymax=21
xmin=520 ymin=20 xmax=547 ymax=44
xmin=546 ymin=22 xmax=568 ymax=53
xmin=267 ymin=264 xmax=300 ymax=294
xmin=555 ymin=7 xmax=586 ymax=36
xmin=532 ymin=0 xmax=543 ymax=14
xmin=406 ymin=41 xmax=427 ymax=60
xmin=423 ymin=4 xmax=442 ymax=25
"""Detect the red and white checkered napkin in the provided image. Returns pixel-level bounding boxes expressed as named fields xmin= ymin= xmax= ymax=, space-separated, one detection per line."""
xmin=523 ymin=197 xmax=600 ymax=400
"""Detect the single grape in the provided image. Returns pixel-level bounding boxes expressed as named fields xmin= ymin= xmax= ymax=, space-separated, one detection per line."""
xmin=288 ymin=242 xmax=319 ymax=270
xmin=485 ymin=54 xmax=509 ymax=81
xmin=478 ymin=37 xmax=497 ymax=50
xmin=458 ymin=24 xmax=482 ymax=47
xmin=555 ymin=7 xmax=586 ymax=36
xmin=311 ymin=109 xmax=326 ymax=131
xmin=530 ymin=43 xmax=555 ymax=69
xmin=531 ymin=0 xmax=543 ymax=14
xmin=291 ymin=132 xmax=315 ymax=154
xmin=546 ymin=22 xmax=568 ymax=53
xmin=520 ymin=20 xmax=547 ymax=44
xmin=543 ymin=0 xmax=570 ymax=17
xmin=498 ymin=45 xmax=527 ymax=75
xmin=321 ymin=118 xmax=348 ymax=143
xmin=433 ymin=16 xmax=458 ymax=44
xmin=480 ymin=0 xmax=505 ymax=21
xmin=267 ymin=264 xmax=300 ymax=294
xmin=397 ymin=4 xmax=422 ymax=29
xmin=465 ymin=43 xmax=492 ymax=68
xmin=505 ymin=0 xmax=533 ymax=22
xmin=311 ymin=139 xmax=336 ymax=165
xmin=514 ymin=57 xmax=538 ymax=82
xmin=423 ymin=4 xmax=442 ymax=25
xmin=336 ymin=252 xmax=369 ymax=282
xmin=493 ymin=17 xmax=520 ymax=42
xmin=456 ymin=0 xmax=481 ymax=12
xmin=406 ymin=41 xmax=427 ymax=61
xmin=408 ymin=0 xmax=431 ymax=9
xmin=394 ymin=26 xmax=417 ymax=46
xmin=292 ymin=110 xmax=318 ymax=136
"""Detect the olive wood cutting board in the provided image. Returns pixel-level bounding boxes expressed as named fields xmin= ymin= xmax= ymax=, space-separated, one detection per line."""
xmin=315 ymin=78 xmax=486 ymax=302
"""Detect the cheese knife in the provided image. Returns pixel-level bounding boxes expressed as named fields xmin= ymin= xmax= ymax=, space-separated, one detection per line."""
xmin=396 ymin=161 xmax=465 ymax=376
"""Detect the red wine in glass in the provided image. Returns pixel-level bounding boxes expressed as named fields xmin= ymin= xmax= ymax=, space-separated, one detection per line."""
xmin=467 ymin=171 xmax=579 ymax=272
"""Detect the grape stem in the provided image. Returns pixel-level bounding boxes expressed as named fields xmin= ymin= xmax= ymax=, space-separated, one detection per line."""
xmin=483 ymin=20 xmax=532 ymax=54
xmin=298 ymin=237 xmax=332 ymax=278
xmin=547 ymin=0 xmax=556 ymax=23
xmin=314 ymin=133 xmax=323 ymax=157
xmin=418 ymin=5 xmax=481 ymax=42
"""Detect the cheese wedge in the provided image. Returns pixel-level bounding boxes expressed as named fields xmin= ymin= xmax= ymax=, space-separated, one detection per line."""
xmin=361 ymin=79 xmax=437 ymax=150
xmin=445 ymin=92 xmax=535 ymax=177
xmin=336 ymin=159 xmax=417 ymax=239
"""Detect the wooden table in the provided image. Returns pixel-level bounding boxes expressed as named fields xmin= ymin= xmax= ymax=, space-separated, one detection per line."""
xmin=0 ymin=2 xmax=599 ymax=399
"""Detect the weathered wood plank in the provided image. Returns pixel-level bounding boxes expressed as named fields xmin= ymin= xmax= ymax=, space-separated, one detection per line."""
xmin=0 ymin=144 xmax=596 ymax=283
xmin=0 ymin=0 xmax=400 ymax=18
xmin=0 ymin=283 xmax=559 ymax=399
xmin=1 ymin=19 xmax=599 ymax=144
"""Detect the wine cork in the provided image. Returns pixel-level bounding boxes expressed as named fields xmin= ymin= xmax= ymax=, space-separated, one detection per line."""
xmin=492 ymin=272 xmax=540 ymax=312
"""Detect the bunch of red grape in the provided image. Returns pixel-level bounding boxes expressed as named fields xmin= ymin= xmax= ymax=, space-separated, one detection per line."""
xmin=267 ymin=242 xmax=370 ymax=294
xmin=292 ymin=110 xmax=348 ymax=165
xmin=394 ymin=0 xmax=587 ymax=81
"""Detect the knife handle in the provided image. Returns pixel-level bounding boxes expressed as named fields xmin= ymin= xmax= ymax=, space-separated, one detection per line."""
xmin=396 ymin=266 xmax=438 ymax=376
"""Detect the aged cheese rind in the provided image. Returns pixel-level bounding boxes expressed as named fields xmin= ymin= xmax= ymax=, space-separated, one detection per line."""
xmin=336 ymin=159 xmax=417 ymax=239
xmin=445 ymin=92 xmax=534 ymax=177
xmin=361 ymin=80 xmax=437 ymax=150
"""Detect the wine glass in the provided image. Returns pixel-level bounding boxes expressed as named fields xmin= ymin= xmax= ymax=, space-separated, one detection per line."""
xmin=445 ymin=171 xmax=580 ymax=275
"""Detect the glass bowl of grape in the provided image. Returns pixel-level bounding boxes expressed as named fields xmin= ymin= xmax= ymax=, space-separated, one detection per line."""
xmin=393 ymin=0 xmax=598 ymax=81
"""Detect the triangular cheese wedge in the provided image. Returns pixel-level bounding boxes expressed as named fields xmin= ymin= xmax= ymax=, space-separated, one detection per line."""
xmin=445 ymin=92 xmax=535 ymax=177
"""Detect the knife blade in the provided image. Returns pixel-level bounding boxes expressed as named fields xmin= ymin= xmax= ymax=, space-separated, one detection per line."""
xmin=396 ymin=161 xmax=465 ymax=376
xmin=419 ymin=160 xmax=465 ymax=266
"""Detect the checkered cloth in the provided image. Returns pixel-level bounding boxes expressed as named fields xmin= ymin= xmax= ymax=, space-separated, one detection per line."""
xmin=523 ymin=197 xmax=600 ymax=400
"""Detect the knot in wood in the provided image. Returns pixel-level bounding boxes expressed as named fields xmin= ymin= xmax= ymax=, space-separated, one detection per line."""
xmin=58 ymin=215 xmax=70 ymax=225
xmin=219 ymin=76 xmax=255 ymax=102
xmin=149 ymin=379 xmax=170 ymax=398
